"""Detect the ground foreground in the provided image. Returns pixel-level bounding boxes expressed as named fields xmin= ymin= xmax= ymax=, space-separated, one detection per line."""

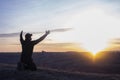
xmin=0 ymin=64 xmax=120 ymax=80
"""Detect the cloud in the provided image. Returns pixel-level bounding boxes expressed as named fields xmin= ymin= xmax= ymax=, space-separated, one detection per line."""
xmin=0 ymin=33 xmax=19 ymax=38
xmin=110 ymin=38 xmax=120 ymax=44
xmin=50 ymin=28 xmax=73 ymax=32
xmin=39 ymin=42 xmax=76 ymax=46
xmin=35 ymin=42 xmax=84 ymax=52
xmin=0 ymin=28 xmax=73 ymax=38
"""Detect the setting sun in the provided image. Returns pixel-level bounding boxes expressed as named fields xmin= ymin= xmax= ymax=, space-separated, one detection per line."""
xmin=47 ymin=5 xmax=120 ymax=54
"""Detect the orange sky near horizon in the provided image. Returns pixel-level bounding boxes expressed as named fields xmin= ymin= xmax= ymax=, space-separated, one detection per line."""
xmin=0 ymin=42 xmax=86 ymax=52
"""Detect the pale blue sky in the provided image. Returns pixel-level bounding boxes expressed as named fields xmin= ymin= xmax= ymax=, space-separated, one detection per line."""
xmin=0 ymin=0 xmax=83 ymax=33
xmin=0 ymin=0 xmax=119 ymax=33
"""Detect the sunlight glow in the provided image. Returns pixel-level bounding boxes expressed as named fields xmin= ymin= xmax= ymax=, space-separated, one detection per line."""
xmin=73 ymin=6 xmax=120 ymax=54
xmin=48 ymin=5 xmax=120 ymax=54
xmin=75 ymin=6 xmax=120 ymax=54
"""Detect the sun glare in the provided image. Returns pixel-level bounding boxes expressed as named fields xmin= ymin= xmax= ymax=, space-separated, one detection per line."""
xmin=33 ymin=5 xmax=120 ymax=54
xmin=53 ymin=5 xmax=120 ymax=54
xmin=63 ymin=6 xmax=110 ymax=54
xmin=75 ymin=7 xmax=111 ymax=54
xmin=76 ymin=6 xmax=120 ymax=54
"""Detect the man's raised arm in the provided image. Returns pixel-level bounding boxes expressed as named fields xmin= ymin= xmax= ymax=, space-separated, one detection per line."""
xmin=33 ymin=30 xmax=50 ymax=45
xmin=20 ymin=30 xmax=24 ymax=43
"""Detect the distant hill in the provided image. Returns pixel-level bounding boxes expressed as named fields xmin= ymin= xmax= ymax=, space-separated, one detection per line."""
xmin=96 ymin=51 xmax=120 ymax=64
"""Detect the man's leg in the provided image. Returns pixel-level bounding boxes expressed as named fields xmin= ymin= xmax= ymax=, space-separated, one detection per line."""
xmin=27 ymin=61 xmax=37 ymax=71
xmin=30 ymin=62 xmax=37 ymax=71
xmin=17 ymin=62 xmax=26 ymax=71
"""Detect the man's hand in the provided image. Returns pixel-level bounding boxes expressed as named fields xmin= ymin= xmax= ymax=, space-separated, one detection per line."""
xmin=45 ymin=30 xmax=50 ymax=35
xmin=21 ymin=30 xmax=23 ymax=34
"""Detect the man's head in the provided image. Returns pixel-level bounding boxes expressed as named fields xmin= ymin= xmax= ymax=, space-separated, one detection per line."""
xmin=25 ymin=33 xmax=32 ymax=41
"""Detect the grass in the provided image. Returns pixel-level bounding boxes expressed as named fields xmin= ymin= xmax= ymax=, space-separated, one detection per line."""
xmin=0 ymin=63 xmax=120 ymax=80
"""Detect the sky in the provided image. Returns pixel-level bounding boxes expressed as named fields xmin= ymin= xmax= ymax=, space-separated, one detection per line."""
xmin=0 ymin=0 xmax=120 ymax=53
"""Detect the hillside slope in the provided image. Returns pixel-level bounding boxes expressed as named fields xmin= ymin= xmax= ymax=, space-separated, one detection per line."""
xmin=0 ymin=64 xmax=120 ymax=80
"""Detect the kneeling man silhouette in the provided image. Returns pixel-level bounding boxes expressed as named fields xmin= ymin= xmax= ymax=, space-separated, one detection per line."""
xmin=17 ymin=30 xmax=50 ymax=71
